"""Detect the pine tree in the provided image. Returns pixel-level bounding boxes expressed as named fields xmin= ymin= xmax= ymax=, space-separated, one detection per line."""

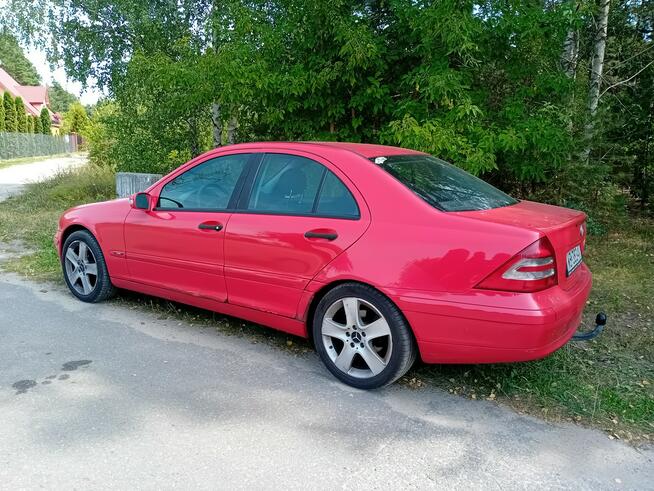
xmin=33 ymin=114 xmax=42 ymax=134
xmin=27 ymin=114 xmax=34 ymax=133
xmin=3 ymin=92 xmax=16 ymax=132
xmin=39 ymin=107 xmax=51 ymax=134
xmin=14 ymin=96 xmax=27 ymax=132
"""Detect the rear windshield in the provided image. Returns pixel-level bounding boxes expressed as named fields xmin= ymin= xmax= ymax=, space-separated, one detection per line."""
xmin=373 ymin=154 xmax=517 ymax=212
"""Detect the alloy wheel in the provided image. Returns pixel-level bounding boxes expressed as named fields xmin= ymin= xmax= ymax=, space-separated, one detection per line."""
xmin=64 ymin=240 xmax=98 ymax=295
xmin=321 ymin=297 xmax=393 ymax=379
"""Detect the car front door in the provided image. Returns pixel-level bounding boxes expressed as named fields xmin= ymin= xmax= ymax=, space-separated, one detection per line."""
xmin=124 ymin=152 xmax=255 ymax=302
xmin=224 ymin=151 xmax=370 ymax=318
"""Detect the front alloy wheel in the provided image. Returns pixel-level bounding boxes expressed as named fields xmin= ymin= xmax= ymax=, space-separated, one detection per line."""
xmin=64 ymin=240 xmax=98 ymax=296
xmin=313 ymin=283 xmax=417 ymax=389
xmin=61 ymin=230 xmax=115 ymax=303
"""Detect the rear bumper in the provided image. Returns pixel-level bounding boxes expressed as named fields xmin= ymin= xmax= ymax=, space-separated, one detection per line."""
xmin=387 ymin=264 xmax=592 ymax=364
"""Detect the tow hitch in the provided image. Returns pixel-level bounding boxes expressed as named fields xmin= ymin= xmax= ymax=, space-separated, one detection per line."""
xmin=572 ymin=312 xmax=607 ymax=341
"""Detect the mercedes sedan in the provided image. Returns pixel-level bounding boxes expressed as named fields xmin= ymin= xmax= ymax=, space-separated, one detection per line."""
xmin=56 ymin=142 xmax=592 ymax=389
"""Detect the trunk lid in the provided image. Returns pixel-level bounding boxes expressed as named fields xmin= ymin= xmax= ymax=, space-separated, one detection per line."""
xmin=453 ymin=200 xmax=587 ymax=289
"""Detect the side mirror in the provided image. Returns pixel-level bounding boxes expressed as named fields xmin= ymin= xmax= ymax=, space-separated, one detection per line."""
xmin=133 ymin=192 xmax=150 ymax=210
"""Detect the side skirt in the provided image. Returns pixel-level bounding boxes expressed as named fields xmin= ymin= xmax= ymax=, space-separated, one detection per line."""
xmin=111 ymin=277 xmax=308 ymax=338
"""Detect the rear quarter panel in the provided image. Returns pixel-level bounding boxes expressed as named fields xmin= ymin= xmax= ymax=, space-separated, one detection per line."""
xmin=305 ymin=154 xmax=541 ymax=303
xmin=310 ymin=210 xmax=540 ymax=300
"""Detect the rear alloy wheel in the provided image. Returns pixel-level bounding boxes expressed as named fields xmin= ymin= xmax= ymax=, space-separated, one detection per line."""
xmin=62 ymin=230 xmax=115 ymax=303
xmin=313 ymin=283 xmax=417 ymax=389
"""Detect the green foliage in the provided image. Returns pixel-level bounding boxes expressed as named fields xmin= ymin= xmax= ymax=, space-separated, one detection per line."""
xmin=47 ymin=81 xmax=78 ymax=113
xmin=594 ymin=0 xmax=654 ymax=211
xmin=33 ymin=113 xmax=42 ymax=133
xmin=13 ymin=96 xmax=27 ymax=132
xmin=3 ymin=91 xmax=16 ymax=132
xmin=0 ymin=29 xmax=40 ymax=85
xmin=39 ymin=107 xmax=50 ymax=134
xmin=61 ymin=101 xmax=88 ymax=134
xmin=11 ymin=0 xmax=654 ymax=215
xmin=82 ymin=100 xmax=118 ymax=168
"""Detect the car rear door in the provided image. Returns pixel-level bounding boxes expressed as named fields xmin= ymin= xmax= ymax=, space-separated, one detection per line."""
xmin=123 ymin=152 xmax=255 ymax=302
xmin=224 ymin=151 xmax=370 ymax=318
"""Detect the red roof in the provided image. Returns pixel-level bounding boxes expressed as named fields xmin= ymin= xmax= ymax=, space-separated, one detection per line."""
xmin=0 ymin=67 xmax=49 ymax=117
xmin=18 ymin=85 xmax=48 ymax=106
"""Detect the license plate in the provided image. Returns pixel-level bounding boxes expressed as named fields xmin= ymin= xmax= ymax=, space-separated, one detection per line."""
xmin=566 ymin=245 xmax=582 ymax=276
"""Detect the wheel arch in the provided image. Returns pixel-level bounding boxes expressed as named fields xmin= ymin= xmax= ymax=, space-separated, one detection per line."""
xmin=60 ymin=224 xmax=94 ymax=254
xmin=303 ymin=279 xmax=417 ymax=351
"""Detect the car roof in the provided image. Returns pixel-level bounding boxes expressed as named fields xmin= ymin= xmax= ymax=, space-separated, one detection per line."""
xmin=220 ymin=141 xmax=425 ymax=159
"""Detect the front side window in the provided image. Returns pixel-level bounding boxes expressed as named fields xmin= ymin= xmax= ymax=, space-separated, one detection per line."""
xmin=246 ymin=154 xmax=358 ymax=218
xmin=375 ymin=154 xmax=517 ymax=212
xmin=158 ymin=154 xmax=250 ymax=210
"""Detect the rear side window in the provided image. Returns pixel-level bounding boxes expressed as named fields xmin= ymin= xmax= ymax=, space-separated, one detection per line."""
xmin=316 ymin=171 xmax=359 ymax=218
xmin=246 ymin=153 xmax=359 ymax=218
xmin=375 ymin=154 xmax=517 ymax=212
xmin=247 ymin=154 xmax=323 ymax=214
xmin=158 ymin=154 xmax=249 ymax=210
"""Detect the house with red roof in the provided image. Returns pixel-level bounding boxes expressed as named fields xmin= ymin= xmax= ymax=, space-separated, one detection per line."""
xmin=0 ymin=67 xmax=61 ymax=134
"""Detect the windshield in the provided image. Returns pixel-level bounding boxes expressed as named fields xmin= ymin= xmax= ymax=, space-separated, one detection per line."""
xmin=373 ymin=154 xmax=518 ymax=212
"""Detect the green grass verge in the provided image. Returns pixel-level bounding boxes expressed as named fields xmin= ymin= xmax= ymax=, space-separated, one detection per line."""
xmin=0 ymin=164 xmax=116 ymax=278
xmin=0 ymin=165 xmax=651 ymax=443
xmin=0 ymin=153 xmax=77 ymax=170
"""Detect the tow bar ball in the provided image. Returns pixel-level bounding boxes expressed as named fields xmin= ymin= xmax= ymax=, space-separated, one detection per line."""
xmin=572 ymin=312 xmax=607 ymax=341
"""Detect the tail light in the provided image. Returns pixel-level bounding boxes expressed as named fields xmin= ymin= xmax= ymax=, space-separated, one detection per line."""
xmin=476 ymin=237 xmax=557 ymax=293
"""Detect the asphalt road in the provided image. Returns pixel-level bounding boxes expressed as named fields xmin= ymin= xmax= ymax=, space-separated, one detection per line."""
xmin=0 ymin=273 xmax=653 ymax=490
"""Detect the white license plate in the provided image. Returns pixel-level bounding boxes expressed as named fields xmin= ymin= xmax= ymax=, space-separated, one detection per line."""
xmin=566 ymin=245 xmax=583 ymax=276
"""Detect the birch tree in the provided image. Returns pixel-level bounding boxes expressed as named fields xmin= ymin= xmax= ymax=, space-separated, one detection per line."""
xmin=582 ymin=0 xmax=611 ymax=163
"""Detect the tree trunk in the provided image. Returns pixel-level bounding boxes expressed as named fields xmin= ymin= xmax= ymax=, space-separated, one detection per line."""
xmin=581 ymin=0 xmax=610 ymax=163
xmin=639 ymin=105 xmax=653 ymax=210
xmin=226 ymin=115 xmax=237 ymax=145
xmin=561 ymin=1 xmax=580 ymax=79
xmin=562 ymin=28 xmax=579 ymax=79
xmin=189 ymin=116 xmax=201 ymax=158
xmin=211 ymin=102 xmax=222 ymax=148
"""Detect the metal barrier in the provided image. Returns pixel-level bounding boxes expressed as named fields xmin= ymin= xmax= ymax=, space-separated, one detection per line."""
xmin=0 ymin=132 xmax=79 ymax=160
xmin=116 ymin=172 xmax=163 ymax=198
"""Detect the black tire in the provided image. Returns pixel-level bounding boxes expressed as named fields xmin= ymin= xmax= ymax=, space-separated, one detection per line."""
xmin=61 ymin=230 xmax=116 ymax=303
xmin=312 ymin=282 xmax=417 ymax=389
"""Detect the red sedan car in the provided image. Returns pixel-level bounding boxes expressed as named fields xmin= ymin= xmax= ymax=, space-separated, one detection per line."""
xmin=56 ymin=142 xmax=592 ymax=389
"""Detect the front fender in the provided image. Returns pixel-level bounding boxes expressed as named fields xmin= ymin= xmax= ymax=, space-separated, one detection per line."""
xmin=56 ymin=199 xmax=131 ymax=279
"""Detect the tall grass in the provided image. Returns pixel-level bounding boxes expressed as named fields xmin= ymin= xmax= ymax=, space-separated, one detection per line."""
xmin=0 ymin=164 xmax=115 ymax=279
